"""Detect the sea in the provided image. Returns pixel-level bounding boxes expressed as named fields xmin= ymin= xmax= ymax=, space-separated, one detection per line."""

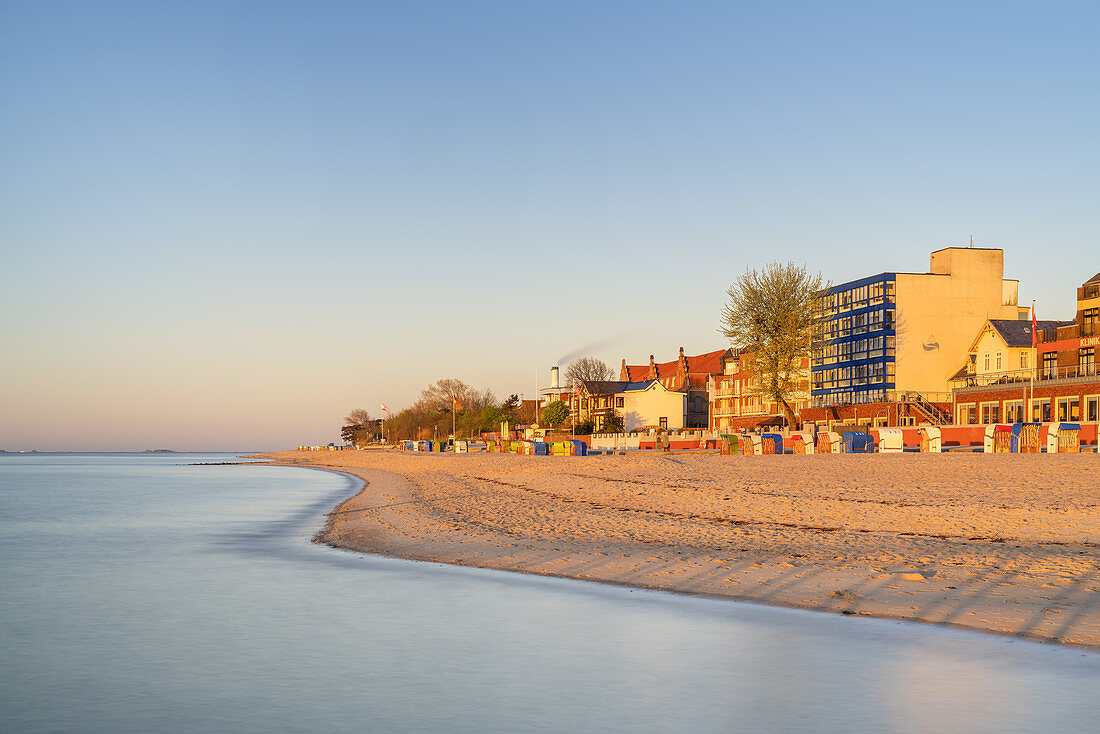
xmin=0 ymin=453 xmax=1097 ymax=733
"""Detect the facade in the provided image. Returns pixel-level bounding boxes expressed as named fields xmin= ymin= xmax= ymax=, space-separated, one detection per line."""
xmin=576 ymin=379 xmax=686 ymax=431
xmin=620 ymin=348 xmax=733 ymax=428
xmin=952 ymin=273 xmax=1100 ymax=424
xmin=807 ymin=247 xmax=1025 ymax=426
xmin=707 ymin=348 xmax=810 ymax=431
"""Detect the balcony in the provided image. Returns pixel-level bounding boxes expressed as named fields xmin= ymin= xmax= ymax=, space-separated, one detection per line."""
xmin=951 ymin=364 xmax=1099 ymax=394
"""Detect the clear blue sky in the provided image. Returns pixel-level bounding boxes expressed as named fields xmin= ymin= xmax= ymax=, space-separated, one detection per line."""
xmin=2 ymin=1 xmax=1097 ymax=450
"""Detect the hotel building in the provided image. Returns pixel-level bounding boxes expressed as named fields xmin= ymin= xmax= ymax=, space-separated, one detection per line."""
xmin=804 ymin=247 xmax=1026 ymax=427
xmin=952 ymin=273 xmax=1100 ymax=424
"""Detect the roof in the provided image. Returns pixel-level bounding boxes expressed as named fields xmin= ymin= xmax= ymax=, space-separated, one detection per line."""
xmin=621 ymin=380 xmax=659 ymax=392
xmin=684 ymin=349 xmax=730 ymax=375
xmin=988 ymin=319 xmax=1072 ymax=347
xmin=624 ymin=349 xmax=731 ymax=380
xmin=581 ymin=380 xmax=630 ymax=394
xmin=1086 ymin=272 xmax=1100 ymax=285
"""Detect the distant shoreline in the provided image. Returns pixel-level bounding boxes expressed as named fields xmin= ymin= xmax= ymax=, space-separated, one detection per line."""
xmin=250 ymin=449 xmax=1100 ymax=649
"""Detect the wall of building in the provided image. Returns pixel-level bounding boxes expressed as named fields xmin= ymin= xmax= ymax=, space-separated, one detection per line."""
xmin=622 ymin=388 xmax=686 ymax=432
xmin=893 ymin=249 xmax=1021 ymax=398
xmin=971 ymin=327 xmax=1030 ymax=377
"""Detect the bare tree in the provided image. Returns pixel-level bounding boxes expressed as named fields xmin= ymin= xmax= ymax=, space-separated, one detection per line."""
xmin=345 ymin=408 xmax=372 ymax=426
xmin=416 ymin=378 xmax=486 ymax=413
xmin=565 ymin=357 xmax=614 ymax=387
xmin=719 ymin=262 xmax=826 ymax=428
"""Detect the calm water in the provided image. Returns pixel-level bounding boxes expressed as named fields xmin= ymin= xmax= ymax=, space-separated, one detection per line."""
xmin=0 ymin=454 xmax=1097 ymax=733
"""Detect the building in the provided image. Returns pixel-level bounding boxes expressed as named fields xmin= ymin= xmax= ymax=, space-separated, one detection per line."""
xmin=619 ymin=348 xmax=733 ymax=428
xmin=952 ymin=273 xmax=1100 ymax=424
xmin=575 ymin=379 xmax=687 ymax=432
xmin=707 ymin=348 xmax=810 ymax=432
xmin=804 ymin=247 xmax=1026 ymax=427
xmin=948 ymin=318 xmax=1069 ymax=423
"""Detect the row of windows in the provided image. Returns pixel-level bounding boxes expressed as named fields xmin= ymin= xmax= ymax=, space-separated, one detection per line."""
xmin=820 ymin=309 xmax=895 ymax=341
xmin=957 ymin=396 xmax=1100 ymax=424
xmin=816 ymin=279 xmax=896 ymax=316
xmin=810 ymin=389 xmax=889 ymax=406
xmin=814 ymin=336 xmax=896 ymax=365
xmin=812 ymin=362 xmax=896 ymax=390
xmin=981 ymin=351 xmax=1029 ymax=371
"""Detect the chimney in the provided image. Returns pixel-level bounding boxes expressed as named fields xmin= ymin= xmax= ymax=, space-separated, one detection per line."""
xmin=550 ymin=366 xmax=559 ymax=389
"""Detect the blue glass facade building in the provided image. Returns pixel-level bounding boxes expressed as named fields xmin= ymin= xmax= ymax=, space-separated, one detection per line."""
xmin=811 ymin=274 xmax=898 ymax=407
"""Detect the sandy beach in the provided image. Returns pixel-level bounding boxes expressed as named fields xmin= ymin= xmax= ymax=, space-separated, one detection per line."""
xmin=252 ymin=449 xmax=1100 ymax=648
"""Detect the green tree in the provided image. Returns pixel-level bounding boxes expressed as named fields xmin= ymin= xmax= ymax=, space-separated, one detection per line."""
xmin=719 ymin=261 xmax=826 ymax=429
xmin=340 ymin=424 xmax=359 ymax=444
xmin=541 ymin=400 xmax=569 ymax=426
xmin=600 ymin=409 xmax=624 ymax=434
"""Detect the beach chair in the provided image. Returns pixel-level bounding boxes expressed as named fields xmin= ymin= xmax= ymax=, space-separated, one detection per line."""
xmin=918 ymin=426 xmax=941 ymax=453
xmin=719 ymin=434 xmax=738 ymax=455
xmin=1010 ymin=423 xmax=1041 ymax=453
xmin=876 ymin=428 xmax=904 ymax=453
xmin=841 ymin=431 xmax=874 ymax=453
xmin=983 ymin=424 xmax=1012 ymax=453
xmin=792 ymin=429 xmax=815 ymax=454
xmin=1047 ymin=422 xmax=1080 ymax=453
xmin=740 ymin=434 xmax=762 ymax=455
xmin=762 ymin=433 xmax=783 ymax=455
xmin=569 ymin=440 xmax=588 ymax=456
xmin=817 ymin=431 xmax=842 ymax=454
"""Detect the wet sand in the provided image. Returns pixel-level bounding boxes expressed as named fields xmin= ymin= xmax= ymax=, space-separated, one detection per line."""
xmin=252 ymin=449 xmax=1100 ymax=648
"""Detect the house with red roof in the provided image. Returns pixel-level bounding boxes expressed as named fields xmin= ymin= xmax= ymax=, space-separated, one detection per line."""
xmin=619 ymin=347 xmax=734 ymax=428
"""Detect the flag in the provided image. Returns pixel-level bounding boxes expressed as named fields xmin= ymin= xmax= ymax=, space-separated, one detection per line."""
xmin=381 ymin=402 xmax=391 ymax=417
xmin=452 ymin=396 xmax=462 ymax=411
xmin=1031 ymin=301 xmax=1038 ymax=348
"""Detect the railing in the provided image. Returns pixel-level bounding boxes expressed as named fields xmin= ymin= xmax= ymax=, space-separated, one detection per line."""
xmin=951 ymin=363 xmax=1099 ymax=391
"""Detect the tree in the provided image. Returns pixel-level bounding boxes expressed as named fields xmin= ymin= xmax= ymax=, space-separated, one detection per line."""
xmin=565 ymin=357 xmax=614 ymax=386
xmin=541 ymin=400 xmax=569 ymax=426
xmin=719 ymin=262 xmax=826 ymax=429
xmin=600 ymin=409 xmax=624 ymax=434
xmin=340 ymin=424 xmax=359 ymax=444
xmin=417 ymin=379 xmax=477 ymax=413
xmin=345 ymin=409 xmax=372 ymax=426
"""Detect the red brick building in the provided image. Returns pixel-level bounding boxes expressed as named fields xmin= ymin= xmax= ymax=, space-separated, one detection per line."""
xmin=952 ymin=273 xmax=1100 ymax=424
xmin=706 ymin=348 xmax=811 ymax=432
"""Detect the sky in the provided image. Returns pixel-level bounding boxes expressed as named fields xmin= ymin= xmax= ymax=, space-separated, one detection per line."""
xmin=1 ymin=1 xmax=1097 ymax=451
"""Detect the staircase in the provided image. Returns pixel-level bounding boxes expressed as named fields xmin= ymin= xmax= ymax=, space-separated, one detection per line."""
xmin=905 ymin=392 xmax=951 ymax=425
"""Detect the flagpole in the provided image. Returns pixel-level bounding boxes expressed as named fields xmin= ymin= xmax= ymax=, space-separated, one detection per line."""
xmin=1029 ymin=301 xmax=1036 ymax=422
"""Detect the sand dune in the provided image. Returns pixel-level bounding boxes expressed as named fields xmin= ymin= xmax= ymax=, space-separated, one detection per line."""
xmin=253 ymin=449 xmax=1100 ymax=648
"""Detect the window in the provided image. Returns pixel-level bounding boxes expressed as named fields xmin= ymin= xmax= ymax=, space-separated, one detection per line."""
xmin=995 ymin=351 xmax=1002 ymax=370
xmin=1087 ymin=396 xmax=1099 ymax=422
xmin=983 ymin=353 xmax=990 ymax=371
xmin=1020 ymin=352 xmax=1029 ymax=369
xmin=1042 ymin=352 xmax=1057 ymax=379
xmin=1057 ymin=397 xmax=1079 ymax=422
xmin=1004 ymin=400 xmax=1023 ymax=423
xmin=616 ymin=397 xmax=624 ymax=408
xmin=981 ymin=402 xmax=1000 ymax=424
xmin=1080 ymin=347 xmax=1095 ymax=376
xmin=958 ymin=404 xmax=976 ymax=425
xmin=1032 ymin=399 xmax=1051 ymax=423
xmin=659 ymin=417 xmax=668 ymax=429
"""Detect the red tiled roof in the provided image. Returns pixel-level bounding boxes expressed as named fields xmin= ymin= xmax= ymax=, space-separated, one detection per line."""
xmin=624 ymin=349 xmax=730 ymax=381
xmin=684 ymin=349 xmax=729 ymax=375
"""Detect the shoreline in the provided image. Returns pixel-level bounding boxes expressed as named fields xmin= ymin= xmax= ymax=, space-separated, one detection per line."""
xmin=250 ymin=449 xmax=1100 ymax=649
